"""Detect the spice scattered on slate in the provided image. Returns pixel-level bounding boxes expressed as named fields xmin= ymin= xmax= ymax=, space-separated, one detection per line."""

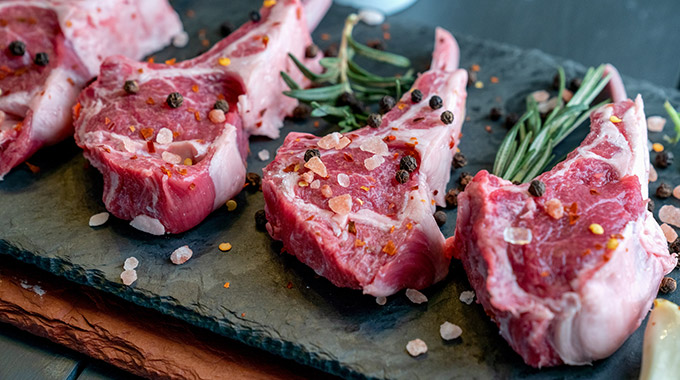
xmin=34 ymin=52 xmax=49 ymax=66
xmin=569 ymin=77 xmax=583 ymax=92
xmin=379 ymin=95 xmax=396 ymax=114
xmin=305 ymin=44 xmax=319 ymax=58
xmin=304 ymin=148 xmax=320 ymax=162
xmin=528 ymin=180 xmax=546 ymax=197
xmin=337 ymin=91 xmax=363 ymax=113
xmin=396 ymin=169 xmax=410 ymax=184
xmin=656 ymin=183 xmax=672 ymax=199
xmin=489 ymin=107 xmax=502 ymax=121
xmin=226 ymin=199 xmax=237 ymax=211
xmin=660 ymin=277 xmax=677 ymax=294
xmin=505 ymin=112 xmax=519 ymax=128
xmin=648 ymin=199 xmax=655 ymax=213
xmin=466 ymin=70 xmax=477 ymax=87
xmin=249 ymin=10 xmax=261 ymax=22
xmin=214 ymin=99 xmax=229 ymax=113
xmin=654 ymin=151 xmax=674 ymax=169
xmin=440 ymin=110 xmax=454 ymax=125
xmin=400 ymin=155 xmax=417 ymax=172
xmin=220 ymin=21 xmax=234 ymax=36
xmin=406 ymin=339 xmax=428 ymax=357
xmin=429 ymin=95 xmax=443 ymax=110
xmin=245 ymin=172 xmax=261 ymax=190
xmin=551 ymin=73 xmax=561 ymax=90
xmin=366 ymin=39 xmax=385 ymax=50
xmin=669 ymin=237 xmax=680 ymax=255
xmin=452 ymin=152 xmax=467 ymax=169
xmin=166 ymin=92 xmax=183 ymax=108
xmin=411 ymin=89 xmax=423 ymax=103
xmin=123 ymin=80 xmax=139 ymax=94
xmin=445 ymin=189 xmax=459 ymax=208
xmin=8 ymin=40 xmax=25 ymax=56
xmin=291 ymin=103 xmax=311 ymax=120
xmin=323 ymin=43 xmax=338 ymax=57
xmin=434 ymin=210 xmax=447 ymax=226
xmin=459 ymin=172 xmax=473 ymax=189
xmin=255 ymin=209 xmax=267 ymax=231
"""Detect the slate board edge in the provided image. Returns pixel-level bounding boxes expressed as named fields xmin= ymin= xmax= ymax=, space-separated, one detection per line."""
xmin=2 ymin=28 xmax=680 ymax=380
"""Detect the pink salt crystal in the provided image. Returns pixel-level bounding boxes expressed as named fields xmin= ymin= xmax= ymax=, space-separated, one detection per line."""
xmin=440 ymin=322 xmax=462 ymax=340
xmin=89 ymin=212 xmax=110 ymax=227
xmin=208 ymin=109 xmax=226 ymax=124
xmin=123 ymin=257 xmax=139 ymax=271
xmin=328 ymin=194 xmax=352 ymax=215
xmin=659 ymin=205 xmax=680 ymax=228
xmin=336 ymin=136 xmax=351 ymax=149
xmin=649 ymin=166 xmax=658 ymax=182
xmin=673 ymin=185 xmax=680 ymax=199
xmin=337 ymin=173 xmax=350 ymax=187
xmin=320 ymin=185 xmax=333 ymax=198
xmin=258 ymin=149 xmax=270 ymax=161
xmin=170 ymin=245 xmax=193 ymax=265
xmin=561 ymin=89 xmax=573 ymax=102
xmin=156 ymin=127 xmax=173 ymax=145
xmin=405 ymin=288 xmax=428 ymax=304
xmin=161 ymin=151 xmax=182 ymax=165
xmin=120 ymin=269 xmax=137 ymax=286
xmin=364 ymin=155 xmax=385 ymax=171
xmin=359 ymin=136 xmax=388 ymax=156
xmin=531 ymin=90 xmax=550 ymax=103
xmin=300 ymin=171 xmax=314 ymax=184
xmin=318 ymin=132 xmax=341 ymax=149
xmin=537 ymin=97 xmax=558 ymax=114
xmin=660 ymin=223 xmax=678 ymax=243
xmin=544 ymin=198 xmax=564 ymax=219
xmin=406 ymin=339 xmax=427 ymax=357
xmin=647 ymin=116 xmax=666 ymax=132
xmin=304 ymin=156 xmax=328 ymax=177
xmin=310 ymin=179 xmax=321 ymax=189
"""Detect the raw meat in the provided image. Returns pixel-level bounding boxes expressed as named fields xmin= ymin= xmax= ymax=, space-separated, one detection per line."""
xmin=450 ymin=96 xmax=677 ymax=367
xmin=73 ymin=0 xmax=331 ymax=235
xmin=262 ymin=28 xmax=467 ymax=296
xmin=0 ymin=0 xmax=183 ymax=179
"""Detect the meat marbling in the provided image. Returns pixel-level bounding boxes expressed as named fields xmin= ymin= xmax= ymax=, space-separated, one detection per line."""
xmin=73 ymin=0 xmax=331 ymax=235
xmin=450 ymin=95 xmax=677 ymax=366
xmin=262 ymin=28 xmax=467 ymax=297
xmin=0 ymin=0 xmax=183 ymax=179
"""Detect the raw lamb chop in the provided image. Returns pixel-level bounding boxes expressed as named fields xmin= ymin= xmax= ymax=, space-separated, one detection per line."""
xmin=73 ymin=0 xmax=331 ymax=235
xmin=262 ymin=28 xmax=467 ymax=297
xmin=450 ymin=96 xmax=677 ymax=367
xmin=0 ymin=0 xmax=183 ymax=179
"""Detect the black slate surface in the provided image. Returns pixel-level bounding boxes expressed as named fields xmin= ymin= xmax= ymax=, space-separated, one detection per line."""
xmin=2 ymin=1 xmax=680 ymax=379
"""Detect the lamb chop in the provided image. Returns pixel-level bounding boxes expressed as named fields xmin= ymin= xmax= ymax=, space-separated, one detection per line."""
xmin=73 ymin=0 xmax=331 ymax=235
xmin=450 ymin=95 xmax=677 ymax=366
xmin=262 ymin=28 xmax=467 ymax=297
xmin=0 ymin=0 xmax=183 ymax=179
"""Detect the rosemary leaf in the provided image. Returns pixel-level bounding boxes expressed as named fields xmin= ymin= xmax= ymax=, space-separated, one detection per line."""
xmin=280 ymin=71 xmax=301 ymax=90
xmin=284 ymin=83 xmax=348 ymax=102
xmin=663 ymin=100 xmax=680 ymax=144
xmin=347 ymin=35 xmax=411 ymax=68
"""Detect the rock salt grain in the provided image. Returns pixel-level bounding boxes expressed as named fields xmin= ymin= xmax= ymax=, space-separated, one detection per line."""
xmin=208 ymin=109 xmax=226 ymax=124
xmin=170 ymin=245 xmax=193 ymax=265
xmin=660 ymin=223 xmax=678 ymax=243
xmin=336 ymin=136 xmax=351 ymax=149
xmin=659 ymin=205 xmax=680 ymax=228
xmin=649 ymin=166 xmax=658 ymax=182
xmin=300 ymin=171 xmax=314 ymax=184
xmin=405 ymin=288 xmax=428 ymax=304
xmin=318 ymin=132 xmax=341 ymax=149
xmin=328 ymin=194 xmax=352 ymax=215
xmin=406 ymin=339 xmax=428 ymax=357
xmin=258 ymin=149 xmax=270 ymax=161
xmin=172 ymin=31 xmax=189 ymax=47
xmin=440 ymin=321 xmax=462 ymax=340
xmin=647 ymin=116 xmax=666 ymax=132
xmin=156 ymin=127 xmax=173 ymax=145
xmin=531 ymin=90 xmax=550 ymax=103
xmin=544 ymin=199 xmax=564 ymax=219
xmin=364 ymin=155 xmax=385 ymax=171
xmin=337 ymin=173 xmax=350 ymax=187
xmin=310 ymin=179 xmax=320 ymax=189
xmin=123 ymin=257 xmax=139 ymax=271
xmin=673 ymin=185 xmax=680 ymax=199
xmin=320 ymin=184 xmax=333 ymax=198
xmin=161 ymin=151 xmax=182 ymax=164
xmin=359 ymin=136 xmax=388 ymax=156
xmin=460 ymin=290 xmax=475 ymax=305
xmin=88 ymin=212 xmax=109 ymax=227
xmin=376 ymin=296 xmax=387 ymax=305
xmin=120 ymin=269 xmax=137 ymax=286
xmin=304 ymin=156 xmax=328 ymax=177
xmin=503 ymin=226 xmax=532 ymax=245
xmin=359 ymin=9 xmax=385 ymax=26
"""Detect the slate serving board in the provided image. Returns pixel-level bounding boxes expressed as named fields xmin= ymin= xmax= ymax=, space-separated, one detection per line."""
xmin=2 ymin=1 xmax=680 ymax=379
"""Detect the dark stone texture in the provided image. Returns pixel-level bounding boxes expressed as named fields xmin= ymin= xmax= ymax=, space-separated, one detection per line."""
xmin=1 ymin=1 xmax=680 ymax=379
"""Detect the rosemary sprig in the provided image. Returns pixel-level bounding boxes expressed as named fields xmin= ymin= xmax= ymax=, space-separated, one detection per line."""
xmin=493 ymin=65 xmax=612 ymax=183
xmin=663 ymin=100 xmax=680 ymax=144
xmin=281 ymin=14 xmax=415 ymax=132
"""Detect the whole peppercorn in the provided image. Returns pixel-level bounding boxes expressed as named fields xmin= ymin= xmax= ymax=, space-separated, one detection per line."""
xmin=34 ymin=52 xmax=49 ymax=66
xmin=489 ymin=107 xmax=502 ymax=121
xmin=367 ymin=113 xmax=382 ymax=128
xmin=395 ymin=169 xmax=410 ymax=184
xmin=569 ymin=77 xmax=583 ymax=92
xmin=429 ymin=95 xmax=443 ymax=110
xmin=123 ymin=80 xmax=139 ymax=94
xmin=255 ymin=209 xmax=267 ymax=231
xmin=445 ymin=188 xmax=459 ymax=208
xmin=411 ymin=89 xmax=423 ymax=103
xmin=440 ymin=110 xmax=454 ymax=125
xmin=337 ymin=92 xmax=363 ymax=113
xmin=504 ymin=112 xmax=519 ymax=128
xmin=8 ymin=40 xmax=25 ymax=56
xmin=528 ymin=180 xmax=546 ymax=197
xmin=466 ymin=70 xmax=477 ymax=88
xmin=656 ymin=182 xmax=672 ymax=199
xmin=648 ymin=199 xmax=655 ymax=213
xmin=304 ymin=148 xmax=320 ymax=162
xmin=551 ymin=73 xmax=561 ymax=90
xmin=400 ymin=155 xmax=417 ymax=172
xmin=220 ymin=21 xmax=234 ymax=37
xmin=434 ymin=210 xmax=447 ymax=227
xmin=379 ymin=95 xmax=396 ymax=114
xmin=659 ymin=277 xmax=677 ymax=294
xmin=291 ymin=103 xmax=311 ymax=120
xmin=669 ymin=237 xmax=680 ymax=254
xmin=305 ymin=44 xmax=319 ymax=58
xmin=166 ymin=92 xmax=183 ymax=108
xmin=250 ymin=10 xmax=261 ymax=22
xmin=654 ymin=151 xmax=674 ymax=169
xmin=452 ymin=152 xmax=467 ymax=169
xmin=366 ymin=39 xmax=385 ymax=50
xmin=323 ymin=43 xmax=338 ymax=58
xmin=214 ymin=99 xmax=229 ymax=113
xmin=245 ymin=172 xmax=261 ymax=191
xmin=459 ymin=172 xmax=473 ymax=189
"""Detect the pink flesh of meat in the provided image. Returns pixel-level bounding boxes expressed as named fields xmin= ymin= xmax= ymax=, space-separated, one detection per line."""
xmin=450 ymin=96 xmax=677 ymax=367
xmin=262 ymin=28 xmax=468 ymax=297
xmin=73 ymin=0 xmax=330 ymax=235
xmin=0 ymin=0 xmax=183 ymax=179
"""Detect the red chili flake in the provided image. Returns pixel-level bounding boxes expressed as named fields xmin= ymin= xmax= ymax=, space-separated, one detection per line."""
xmin=321 ymin=33 xmax=330 ymax=41
xmin=406 ymin=222 xmax=413 ymax=230
xmin=355 ymin=239 xmax=366 ymax=247
xmin=347 ymin=220 xmax=357 ymax=234
xmin=594 ymin=243 xmax=603 ymax=250
xmin=165 ymin=58 xmax=176 ymax=65
xmin=13 ymin=122 xmax=22 ymax=131
xmin=612 ymin=233 xmax=624 ymax=240
xmin=217 ymin=93 xmax=225 ymax=100
xmin=565 ymin=202 xmax=579 ymax=225
xmin=471 ymin=64 xmax=481 ymax=72
xmin=140 ymin=128 xmax=154 ymax=140
xmin=130 ymin=155 xmax=138 ymax=160
xmin=343 ymin=153 xmax=354 ymax=162
xmin=147 ymin=57 xmax=155 ymax=64
xmin=137 ymin=68 xmax=144 ymax=74
xmin=305 ymin=215 xmax=314 ymax=221
xmin=73 ymin=102 xmax=82 ymax=119
xmin=286 ymin=282 xmax=294 ymax=289
xmin=393 ymin=152 xmax=399 ymax=159
xmin=313 ymin=121 xmax=320 ymax=128
xmin=282 ymin=163 xmax=298 ymax=173
xmin=382 ymin=240 xmax=397 ymax=255
xmin=194 ymin=111 xmax=201 ymax=121
xmin=66 ymin=77 xmax=75 ymax=86
xmin=173 ymin=131 xmax=180 ymax=138
xmin=581 ymin=249 xmax=591 ymax=256
xmin=255 ymin=121 xmax=262 ymax=128
xmin=189 ymin=183 xmax=196 ymax=190
xmin=147 ymin=140 xmax=155 ymax=153
xmin=65 ymin=20 xmax=72 ymax=27
xmin=146 ymin=97 xmax=155 ymax=105
xmin=590 ymin=189 xmax=600 ymax=195
xmin=383 ymin=32 xmax=391 ymax=40
xmin=191 ymin=84 xmax=199 ymax=93
xmin=383 ymin=135 xmax=396 ymax=142
xmin=262 ymin=35 xmax=269 ymax=47
xmin=405 ymin=142 xmax=417 ymax=148
xmin=389 ymin=225 xmax=395 ymax=233
xmin=201 ymin=39 xmax=210 ymax=47
xmin=160 ymin=166 xmax=171 ymax=178
xmin=412 ymin=117 xmax=424 ymax=123
xmin=449 ymin=139 xmax=455 ymax=149
xmin=104 ymin=117 xmax=111 ymax=125
xmin=13 ymin=67 xmax=28 ymax=77
xmin=411 ymin=185 xmax=419 ymax=190
xmin=177 ymin=168 xmax=188 ymax=176
xmin=25 ymin=162 xmax=40 ymax=173
xmin=490 ymin=76 xmax=499 ymax=84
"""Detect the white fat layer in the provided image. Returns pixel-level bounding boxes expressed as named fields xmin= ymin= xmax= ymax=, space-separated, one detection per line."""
xmin=129 ymin=214 xmax=165 ymax=235
xmin=208 ymin=123 xmax=246 ymax=210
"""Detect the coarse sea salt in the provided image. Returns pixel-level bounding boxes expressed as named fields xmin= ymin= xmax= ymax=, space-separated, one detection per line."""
xmin=544 ymin=199 xmax=564 ymax=219
xmin=156 ymin=127 xmax=173 ymax=145
xmin=358 ymin=8 xmax=385 ymax=26
xmin=405 ymin=288 xmax=428 ymax=304
xmin=364 ymin=155 xmax=385 ymax=171
xmin=304 ymin=156 xmax=328 ymax=177
xmin=172 ymin=31 xmax=189 ymax=48
xmin=328 ymin=194 xmax=352 ymax=215
xmin=120 ymin=269 xmax=137 ymax=286
xmin=258 ymin=149 xmax=270 ymax=161
xmin=660 ymin=223 xmax=678 ymax=243
xmin=321 ymin=184 xmax=333 ymax=198
xmin=406 ymin=339 xmax=428 ymax=357
xmin=124 ymin=257 xmax=139 ymax=271
xmin=336 ymin=136 xmax=351 ymax=149
xmin=503 ymin=226 xmax=532 ymax=245
xmin=673 ymin=185 xmax=680 ymax=199
xmin=649 ymin=166 xmax=658 ymax=182
xmin=318 ymin=132 xmax=341 ymax=149
xmin=440 ymin=321 xmax=463 ymax=340
xmin=337 ymin=173 xmax=350 ymax=187
xmin=310 ymin=179 xmax=321 ymax=189
xmin=647 ymin=116 xmax=666 ymax=132
xmin=531 ymin=90 xmax=550 ymax=103
xmin=659 ymin=205 xmax=680 ymax=228
xmin=89 ymin=212 xmax=110 ymax=227
xmin=170 ymin=245 xmax=193 ymax=265
xmin=359 ymin=136 xmax=388 ymax=156
xmin=161 ymin=151 xmax=182 ymax=164
xmin=376 ymin=296 xmax=387 ymax=305
xmin=300 ymin=171 xmax=314 ymax=184
xmin=459 ymin=290 xmax=475 ymax=305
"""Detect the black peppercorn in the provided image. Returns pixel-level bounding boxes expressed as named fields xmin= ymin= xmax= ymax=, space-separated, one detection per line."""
xmin=445 ymin=189 xmax=459 ymax=208
xmin=648 ymin=199 xmax=655 ymax=213
xmin=569 ymin=78 xmax=582 ymax=92
xmin=305 ymin=44 xmax=319 ymax=58
xmin=429 ymin=95 xmax=443 ymax=110
xmin=670 ymin=237 xmax=680 ymax=254
xmin=434 ymin=210 xmax=447 ymax=227
xmin=366 ymin=39 xmax=385 ymax=50
xmin=255 ymin=209 xmax=267 ymax=231
xmin=654 ymin=151 xmax=674 ymax=169
xmin=489 ymin=107 xmax=502 ymax=121
xmin=123 ymin=80 xmax=139 ymax=94
xmin=291 ymin=103 xmax=311 ymax=120
xmin=411 ymin=89 xmax=423 ymax=103
xmin=323 ymin=43 xmax=338 ymax=58
xmin=395 ymin=169 xmax=409 ymax=184
xmin=245 ymin=172 xmax=261 ymax=189
xmin=656 ymin=183 xmax=672 ymax=199
xmin=459 ymin=172 xmax=473 ymax=189
xmin=220 ymin=21 xmax=234 ymax=37
xmin=250 ymin=10 xmax=261 ymax=22
xmin=337 ymin=92 xmax=363 ymax=113
xmin=452 ymin=152 xmax=467 ymax=169
xmin=8 ymin=40 xmax=25 ymax=56
xmin=400 ymin=155 xmax=417 ymax=172
xmin=551 ymin=73 xmax=561 ymax=90
xmin=367 ymin=113 xmax=382 ymax=128
xmin=166 ymin=92 xmax=183 ymax=108
xmin=214 ymin=99 xmax=229 ymax=113
xmin=528 ymin=180 xmax=546 ymax=197
xmin=440 ymin=110 xmax=454 ymax=125
xmin=34 ymin=52 xmax=49 ymax=66
xmin=505 ymin=112 xmax=519 ymax=128
xmin=304 ymin=148 xmax=320 ymax=162
xmin=660 ymin=277 xmax=677 ymax=294
xmin=379 ymin=95 xmax=396 ymax=114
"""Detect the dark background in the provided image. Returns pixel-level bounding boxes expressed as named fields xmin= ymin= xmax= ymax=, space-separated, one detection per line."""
xmin=2 ymin=0 xmax=679 ymax=378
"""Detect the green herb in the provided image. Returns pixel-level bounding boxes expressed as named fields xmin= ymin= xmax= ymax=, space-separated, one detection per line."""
xmin=663 ymin=101 xmax=680 ymax=144
xmin=281 ymin=14 xmax=414 ymax=132
xmin=493 ymin=65 xmax=612 ymax=183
